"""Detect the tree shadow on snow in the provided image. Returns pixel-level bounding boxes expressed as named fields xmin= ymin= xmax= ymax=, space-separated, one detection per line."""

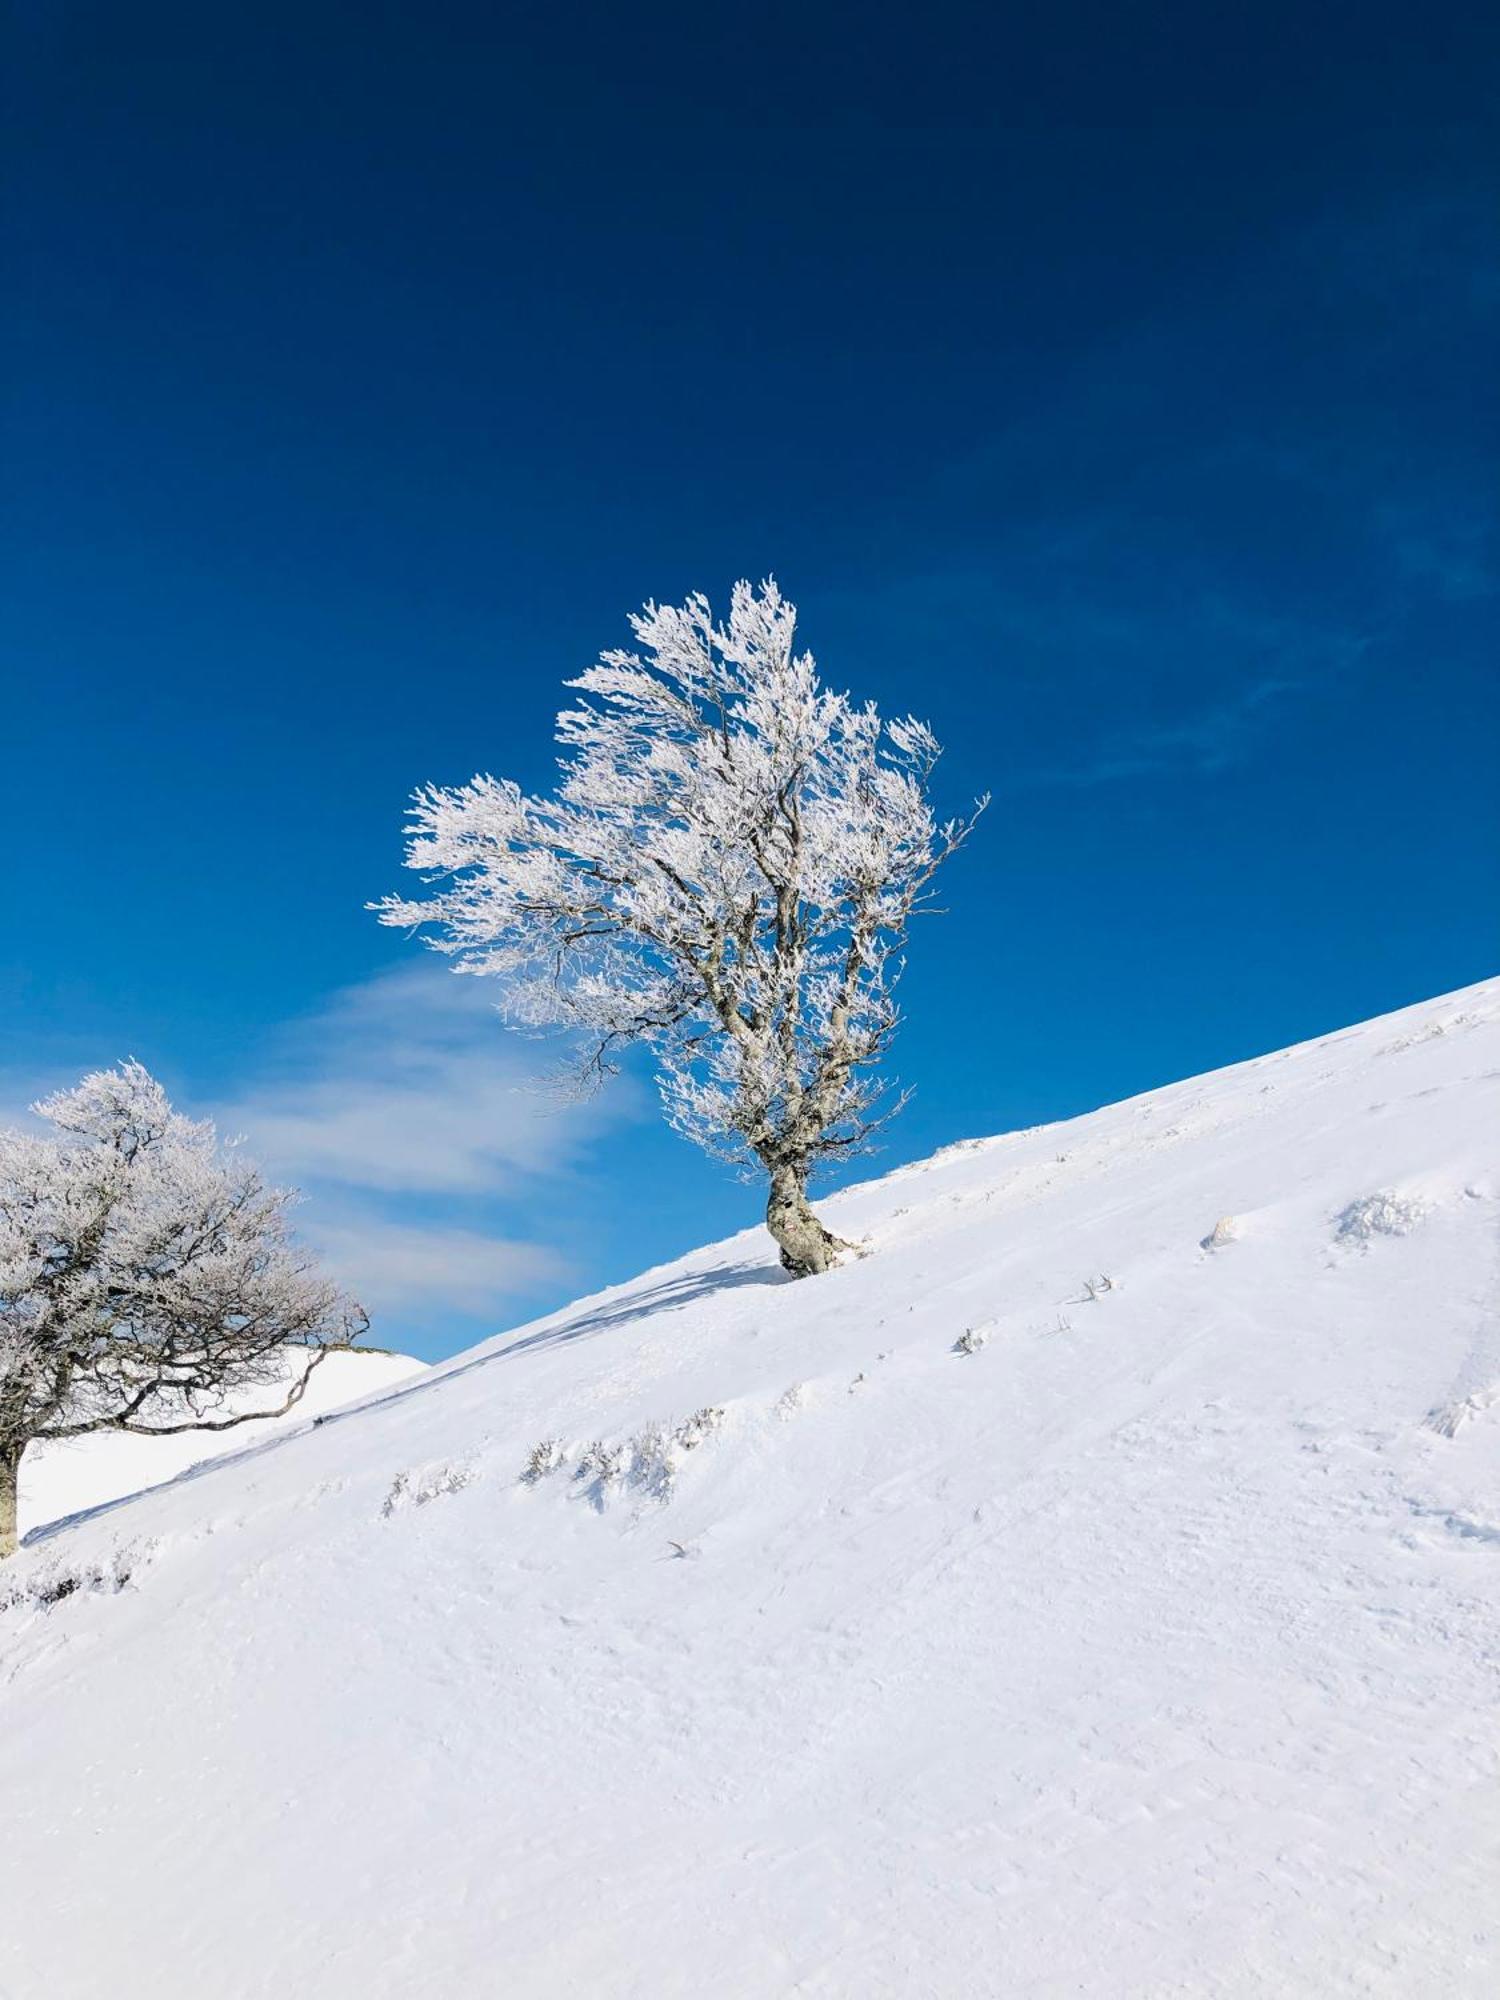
xmin=490 ymin=1259 xmax=789 ymax=1364
xmin=285 ymin=1259 xmax=789 ymax=1434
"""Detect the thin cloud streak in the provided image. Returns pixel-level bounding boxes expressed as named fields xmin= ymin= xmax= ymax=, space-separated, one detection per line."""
xmin=222 ymin=962 xmax=640 ymax=1337
xmin=1015 ymin=673 xmax=1306 ymax=791
xmin=825 ymin=561 xmax=1368 ymax=794
xmin=221 ymin=962 xmax=633 ymax=1198
xmin=305 ymin=1212 xmax=565 ymax=1317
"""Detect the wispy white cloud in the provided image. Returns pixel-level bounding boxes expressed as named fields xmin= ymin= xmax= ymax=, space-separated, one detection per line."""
xmin=1225 ymin=440 xmax=1498 ymax=608
xmin=1020 ymin=673 xmax=1305 ymax=790
xmin=1372 ymin=500 xmax=1497 ymax=605
xmin=305 ymin=1212 xmax=565 ymax=1316
xmin=219 ymin=961 xmax=640 ymax=1332
xmin=220 ymin=961 xmax=625 ymax=1197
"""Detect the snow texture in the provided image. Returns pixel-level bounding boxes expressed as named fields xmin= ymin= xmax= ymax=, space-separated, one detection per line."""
xmin=2 ymin=977 xmax=1498 ymax=1998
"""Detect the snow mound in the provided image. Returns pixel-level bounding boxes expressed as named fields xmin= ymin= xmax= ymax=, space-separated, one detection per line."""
xmin=2 ymin=976 xmax=1498 ymax=2000
xmin=1334 ymin=1188 xmax=1431 ymax=1244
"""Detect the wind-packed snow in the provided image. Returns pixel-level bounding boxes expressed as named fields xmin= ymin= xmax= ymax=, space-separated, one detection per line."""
xmin=2 ymin=979 xmax=1497 ymax=1998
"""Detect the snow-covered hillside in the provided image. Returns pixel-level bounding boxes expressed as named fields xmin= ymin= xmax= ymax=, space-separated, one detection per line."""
xmin=18 ymin=1348 xmax=426 ymax=1537
xmin=3 ymin=980 xmax=1497 ymax=1999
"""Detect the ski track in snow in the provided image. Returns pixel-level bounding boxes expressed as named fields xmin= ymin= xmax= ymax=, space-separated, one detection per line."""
xmin=1 ymin=978 xmax=1498 ymax=1998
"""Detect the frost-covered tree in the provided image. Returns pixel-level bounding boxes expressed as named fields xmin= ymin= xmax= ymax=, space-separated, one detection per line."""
xmin=0 ymin=1063 xmax=365 ymax=1557
xmin=376 ymin=579 xmax=984 ymax=1277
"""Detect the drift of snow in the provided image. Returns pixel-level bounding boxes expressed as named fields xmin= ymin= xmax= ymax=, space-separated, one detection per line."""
xmin=2 ymin=979 xmax=1497 ymax=1998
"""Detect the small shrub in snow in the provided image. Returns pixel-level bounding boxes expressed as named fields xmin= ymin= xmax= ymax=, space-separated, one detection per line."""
xmin=1424 ymin=1387 xmax=1498 ymax=1439
xmin=572 ymin=1409 xmax=728 ymax=1505
xmin=1380 ymin=1012 xmax=1477 ymax=1054
xmin=626 ymin=1423 xmax=680 ymax=1500
xmin=954 ymin=1325 xmax=991 ymax=1356
xmin=675 ymin=1406 xmax=726 ymax=1450
xmin=1071 ymin=1274 xmax=1118 ymax=1302
xmin=630 ymin=1408 xmax=729 ymax=1498
xmin=382 ymin=1462 xmax=475 ymax=1516
xmin=1 ymin=1545 xmax=137 ymax=1616
xmin=520 ymin=1438 xmax=568 ymax=1484
xmin=775 ymin=1383 xmax=811 ymax=1420
xmin=574 ymin=1440 xmax=629 ymax=1487
xmin=1335 ymin=1192 xmax=1429 ymax=1247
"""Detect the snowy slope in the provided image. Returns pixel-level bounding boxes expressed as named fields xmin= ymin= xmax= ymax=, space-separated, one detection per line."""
xmin=18 ymin=1348 xmax=426 ymax=1537
xmin=2 ymin=980 xmax=1497 ymax=2000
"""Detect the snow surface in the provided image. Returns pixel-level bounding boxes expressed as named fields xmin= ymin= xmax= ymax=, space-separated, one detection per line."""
xmin=2 ymin=979 xmax=1498 ymax=1998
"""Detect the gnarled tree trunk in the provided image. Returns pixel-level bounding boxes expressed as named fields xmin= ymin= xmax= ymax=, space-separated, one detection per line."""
xmin=766 ymin=1162 xmax=853 ymax=1278
xmin=0 ymin=1440 xmax=20 ymax=1561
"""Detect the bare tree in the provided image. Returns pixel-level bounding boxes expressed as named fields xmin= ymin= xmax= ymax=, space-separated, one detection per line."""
xmin=376 ymin=578 xmax=984 ymax=1277
xmin=0 ymin=1063 xmax=365 ymax=1557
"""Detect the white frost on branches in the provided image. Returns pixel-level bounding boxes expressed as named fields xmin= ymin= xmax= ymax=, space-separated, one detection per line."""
xmin=376 ymin=579 xmax=984 ymax=1274
xmin=0 ymin=1063 xmax=364 ymax=1552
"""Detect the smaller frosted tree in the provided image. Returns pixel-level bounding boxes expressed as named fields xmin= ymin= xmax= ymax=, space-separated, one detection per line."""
xmin=0 ymin=1063 xmax=365 ymax=1557
xmin=376 ymin=579 xmax=984 ymax=1277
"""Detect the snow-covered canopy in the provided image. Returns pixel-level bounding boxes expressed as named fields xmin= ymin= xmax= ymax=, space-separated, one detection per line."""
xmin=378 ymin=580 xmax=983 ymax=1176
xmin=0 ymin=1063 xmax=363 ymax=1453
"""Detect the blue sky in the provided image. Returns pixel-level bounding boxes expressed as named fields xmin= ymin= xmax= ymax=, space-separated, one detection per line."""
xmin=4 ymin=3 xmax=1497 ymax=1359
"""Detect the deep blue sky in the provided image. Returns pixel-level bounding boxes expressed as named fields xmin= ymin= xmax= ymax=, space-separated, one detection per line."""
xmin=4 ymin=2 xmax=1498 ymax=1357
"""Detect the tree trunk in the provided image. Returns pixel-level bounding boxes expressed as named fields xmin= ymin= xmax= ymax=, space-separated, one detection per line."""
xmin=765 ymin=1163 xmax=853 ymax=1278
xmin=0 ymin=1440 xmax=20 ymax=1562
